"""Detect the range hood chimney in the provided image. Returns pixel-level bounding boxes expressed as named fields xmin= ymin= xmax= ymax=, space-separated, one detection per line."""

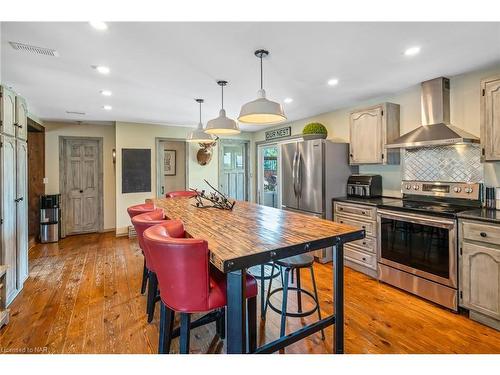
xmin=386 ymin=77 xmax=479 ymax=148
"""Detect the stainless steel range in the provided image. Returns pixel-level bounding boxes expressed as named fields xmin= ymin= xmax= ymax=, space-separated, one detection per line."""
xmin=377 ymin=180 xmax=483 ymax=311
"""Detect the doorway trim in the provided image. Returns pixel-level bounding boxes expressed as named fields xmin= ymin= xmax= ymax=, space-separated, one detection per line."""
xmin=59 ymin=136 xmax=104 ymax=237
xmin=257 ymin=143 xmax=281 ymax=207
xmin=218 ymin=139 xmax=250 ymax=201
xmin=155 ymin=137 xmax=189 ymax=198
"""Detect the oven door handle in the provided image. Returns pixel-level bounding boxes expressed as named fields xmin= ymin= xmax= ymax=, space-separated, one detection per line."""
xmin=377 ymin=209 xmax=456 ymax=227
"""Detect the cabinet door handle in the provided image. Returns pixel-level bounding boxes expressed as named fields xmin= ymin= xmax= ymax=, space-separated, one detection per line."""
xmin=362 ymin=241 xmax=367 ymax=245
xmin=340 ymin=221 xmax=344 ymax=224
xmin=361 ymin=211 xmax=366 ymax=215
xmin=14 ymin=197 xmax=23 ymax=202
xmin=362 ymin=257 xmax=367 ymax=261
xmin=480 ymin=232 xmax=487 ymax=237
xmin=79 ymin=190 xmax=84 ymax=193
xmin=339 ymin=207 xmax=344 ymax=211
xmin=361 ymin=225 xmax=366 ymax=229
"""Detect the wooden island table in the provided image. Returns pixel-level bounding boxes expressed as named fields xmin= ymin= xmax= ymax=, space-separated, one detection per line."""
xmin=152 ymin=196 xmax=364 ymax=354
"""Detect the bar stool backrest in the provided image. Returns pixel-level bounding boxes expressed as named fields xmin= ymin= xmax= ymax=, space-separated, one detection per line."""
xmin=165 ymin=191 xmax=198 ymax=198
xmin=144 ymin=222 xmax=210 ymax=312
xmin=127 ymin=203 xmax=155 ymax=219
xmin=131 ymin=209 xmax=169 ymax=270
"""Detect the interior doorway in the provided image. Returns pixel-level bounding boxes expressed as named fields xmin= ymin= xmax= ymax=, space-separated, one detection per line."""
xmin=257 ymin=144 xmax=280 ymax=208
xmin=59 ymin=136 xmax=103 ymax=236
xmin=218 ymin=139 xmax=249 ymax=201
xmin=156 ymin=138 xmax=188 ymax=197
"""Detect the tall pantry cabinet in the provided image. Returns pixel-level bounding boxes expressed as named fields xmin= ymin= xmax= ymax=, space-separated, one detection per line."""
xmin=1 ymin=85 xmax=29 ymax=306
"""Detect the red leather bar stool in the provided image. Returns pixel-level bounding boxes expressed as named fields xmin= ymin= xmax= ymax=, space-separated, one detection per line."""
xmin=144 ymin=222 xmax=259 ymax=354
xmin=165 ymin=190 xmax=198 ymax=198
xmin=131 ymin=209 xmax=177 ymax=323
xmin=127 ymin=203 xmax=155 ymax=294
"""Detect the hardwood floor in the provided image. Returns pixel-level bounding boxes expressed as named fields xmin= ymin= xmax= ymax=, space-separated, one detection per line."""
xmin=1 ymin=232 xmax=499 ymax=354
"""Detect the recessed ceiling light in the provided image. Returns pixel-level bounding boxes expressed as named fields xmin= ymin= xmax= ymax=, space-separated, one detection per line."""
xmin=327 ymin=78 xmax=339 ymax=86
xmin=89 ymin=21 xmax=108 ymax=31
xmin=100 ymin=90 xmax=112 ymax=96
xmin=103 ymin=105 xmax=112 ymax=111
xmin=404 ymin=46 xmax=421 ymax=56
xmin=284 ymin=97 xmax=293 ymax=104
xmin=93 ymin=65 xmax=110 ymax=74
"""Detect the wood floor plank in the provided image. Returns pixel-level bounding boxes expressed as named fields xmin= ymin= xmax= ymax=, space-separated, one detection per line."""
xmin=1 ymin=232 xmax=499 ymax=354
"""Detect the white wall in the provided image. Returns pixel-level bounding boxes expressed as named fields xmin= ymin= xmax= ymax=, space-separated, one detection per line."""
xmin=43 ymin=122 xmax=116 ymax=231
xmin=253 ymin=64 xmax=500 ymax=197
xmin=115 ymin=121 xmax=253 ymax=234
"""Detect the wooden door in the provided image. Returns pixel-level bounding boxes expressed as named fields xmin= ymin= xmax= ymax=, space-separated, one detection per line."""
xmin=62 ymin=138 xmax=101 ymax=235
xmin=0 ymin=87 xmax=16 ymax=137
xmin=460 ymin=242 xmax=500 ymax=320
xmin=481 ymin=76 xmax=500 ymax=161
xmin=219 ymin=140 xmax=248 ymax=201
xmin=16 ymin=140 xmax=28 ymax=285
xmin=15 ymin=96 xmax=28 ymax=141
xmin=349 ymin=106 xmax=383 ymax=164
xmin=1 ymin=135 xmax=18 ymax=304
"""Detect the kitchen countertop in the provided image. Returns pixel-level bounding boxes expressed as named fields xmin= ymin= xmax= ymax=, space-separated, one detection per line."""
xmin=332 ymin=196 xmax=401 ymax=207
xmin=457 ymin=208 xmax=500 ymax=224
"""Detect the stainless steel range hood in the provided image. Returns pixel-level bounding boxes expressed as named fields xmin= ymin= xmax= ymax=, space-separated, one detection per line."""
xmin=386 ymin=77 xmax=479 ymax=149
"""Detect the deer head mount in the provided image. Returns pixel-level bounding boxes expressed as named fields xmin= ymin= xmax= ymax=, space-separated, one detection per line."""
xmin=196 ymin=139 xmax=218 ymax=166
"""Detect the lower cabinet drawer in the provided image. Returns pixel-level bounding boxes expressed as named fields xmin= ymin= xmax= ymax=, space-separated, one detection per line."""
xmin=344 ymin=246 xmax=377 ymax=270
xmin=462 ymin=221 xmax=500 ymax=246
xmin=335 ymin=215 xmax=375 ymax=237
xmin=347 ymin=235 xmax=376 ymax=254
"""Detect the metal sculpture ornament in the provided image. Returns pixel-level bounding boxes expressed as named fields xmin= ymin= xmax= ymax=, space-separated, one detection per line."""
xmin=190 ymin=179 xmax=236 ymax=210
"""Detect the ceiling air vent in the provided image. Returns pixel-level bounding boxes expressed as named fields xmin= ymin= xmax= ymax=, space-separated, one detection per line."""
xmin=9 ymin=41 xmax=59 ymax=57
xmin=65 ymin=111 xmax=86 ymax=115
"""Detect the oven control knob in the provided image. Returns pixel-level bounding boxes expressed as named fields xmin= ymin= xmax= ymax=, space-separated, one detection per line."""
xmin=453 ymin=187 xmax=462 ymax=193
xmin=465 ymin=187 xmax=473 ymax=194
xmin=405 ymin=184 xmax=411 ymax=190
xmin=413 ymin=185 xmax=420 ymax=190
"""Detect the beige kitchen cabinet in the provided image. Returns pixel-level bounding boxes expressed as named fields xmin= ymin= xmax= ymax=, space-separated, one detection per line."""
xmin=15 ymin=95 xmax=28 ymax=141
xmin=0 ymin=86 xmax=16 ymax=137
xmin=349 ymin=102 xmax=400 ymax=165
xmin=459 ymin=219 xmax=500 ymax=330
xmin=333 ymin=201 xmax=378 ymax=278
xmin=0 ymin=85 xmax=29 ymax=307
xmin=480 ymin=75 xmax=500 ymax=161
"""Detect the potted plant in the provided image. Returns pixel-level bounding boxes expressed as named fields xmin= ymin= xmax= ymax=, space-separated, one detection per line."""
xmin=302 ymin=122 xmax=328 ymax=140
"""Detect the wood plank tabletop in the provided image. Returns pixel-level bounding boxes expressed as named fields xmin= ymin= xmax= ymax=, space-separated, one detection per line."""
xmin=152 ymin=197 xmax=364 ymax=272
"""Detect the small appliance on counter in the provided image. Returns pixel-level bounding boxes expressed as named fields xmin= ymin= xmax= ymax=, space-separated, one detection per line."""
xmin=40 ymin=194 xmax=61 ymax=243
xmin=347 ymin=174 xmax=382 ymax=197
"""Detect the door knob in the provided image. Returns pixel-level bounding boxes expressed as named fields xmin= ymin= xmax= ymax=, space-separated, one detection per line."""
xmin=79 ymin=190 xmax=83 ymax=193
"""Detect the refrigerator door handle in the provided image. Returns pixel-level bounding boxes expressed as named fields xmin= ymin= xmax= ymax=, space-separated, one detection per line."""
xmin=292 ymin=151 xmax=298 ymax=196
xmin=297 ymin=152 xmax=302 ymax=198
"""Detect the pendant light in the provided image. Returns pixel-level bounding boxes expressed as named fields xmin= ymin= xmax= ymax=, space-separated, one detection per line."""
xmin=205 ymin=80 xmax=240 ymax=135
xmin=238 ymin=49 xmax=286 ymax=125
xmin=186 ymin=99 xmax=215 ymax=143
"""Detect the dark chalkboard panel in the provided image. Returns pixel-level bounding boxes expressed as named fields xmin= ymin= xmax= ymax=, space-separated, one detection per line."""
xmin=122 ymin=148 xmax=151 ymax=193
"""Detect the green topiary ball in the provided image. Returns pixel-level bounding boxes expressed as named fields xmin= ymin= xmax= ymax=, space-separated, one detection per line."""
xmin=303 ymin=122 xmax=328 ymax=136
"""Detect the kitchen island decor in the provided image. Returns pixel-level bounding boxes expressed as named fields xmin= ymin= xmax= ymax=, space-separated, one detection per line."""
xmin=191 ymin=179 xmax=236 ymax=210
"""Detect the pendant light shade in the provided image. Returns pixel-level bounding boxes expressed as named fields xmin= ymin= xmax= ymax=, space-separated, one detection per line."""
xmin=186 ymin=99 xmax=215 ymax=143
xmin=238 ymin=49 xmax=286 ymax=125
xmin=205 ymin=80 xmax=240 ymax=135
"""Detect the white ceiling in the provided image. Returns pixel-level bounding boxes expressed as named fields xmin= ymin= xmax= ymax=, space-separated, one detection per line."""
xmin=1 ymin=22 xmax=500 ymax=131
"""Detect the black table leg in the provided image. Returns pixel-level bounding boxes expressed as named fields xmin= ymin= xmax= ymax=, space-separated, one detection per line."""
xmin=334 ymin=241 xmax=344 ymax=354
xmin=226 ymin=269 xmax=247 ymax=354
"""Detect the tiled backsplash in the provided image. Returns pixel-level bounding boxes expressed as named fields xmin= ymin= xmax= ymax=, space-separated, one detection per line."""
xmin=403 ymin=144 xmax=483 ymax=183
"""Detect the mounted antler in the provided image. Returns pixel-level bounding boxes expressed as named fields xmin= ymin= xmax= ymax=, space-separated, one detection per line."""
xmin=190 ymin=179 xmax=236 ymax=210
xmin=196 ymin=137 xmax=219 ymax=166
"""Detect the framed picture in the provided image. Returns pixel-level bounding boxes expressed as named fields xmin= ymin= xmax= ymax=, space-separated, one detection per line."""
xmin=164 ymin=149 xmax=176 ymax=176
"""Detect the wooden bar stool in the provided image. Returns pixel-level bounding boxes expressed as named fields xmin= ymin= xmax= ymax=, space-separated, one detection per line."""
xmin=264 ymin=253 xmax=325 ymax=340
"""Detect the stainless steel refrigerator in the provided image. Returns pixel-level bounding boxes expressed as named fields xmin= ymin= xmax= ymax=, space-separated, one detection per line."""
xmin=281 ymin=140 xmax=357 ymax=262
